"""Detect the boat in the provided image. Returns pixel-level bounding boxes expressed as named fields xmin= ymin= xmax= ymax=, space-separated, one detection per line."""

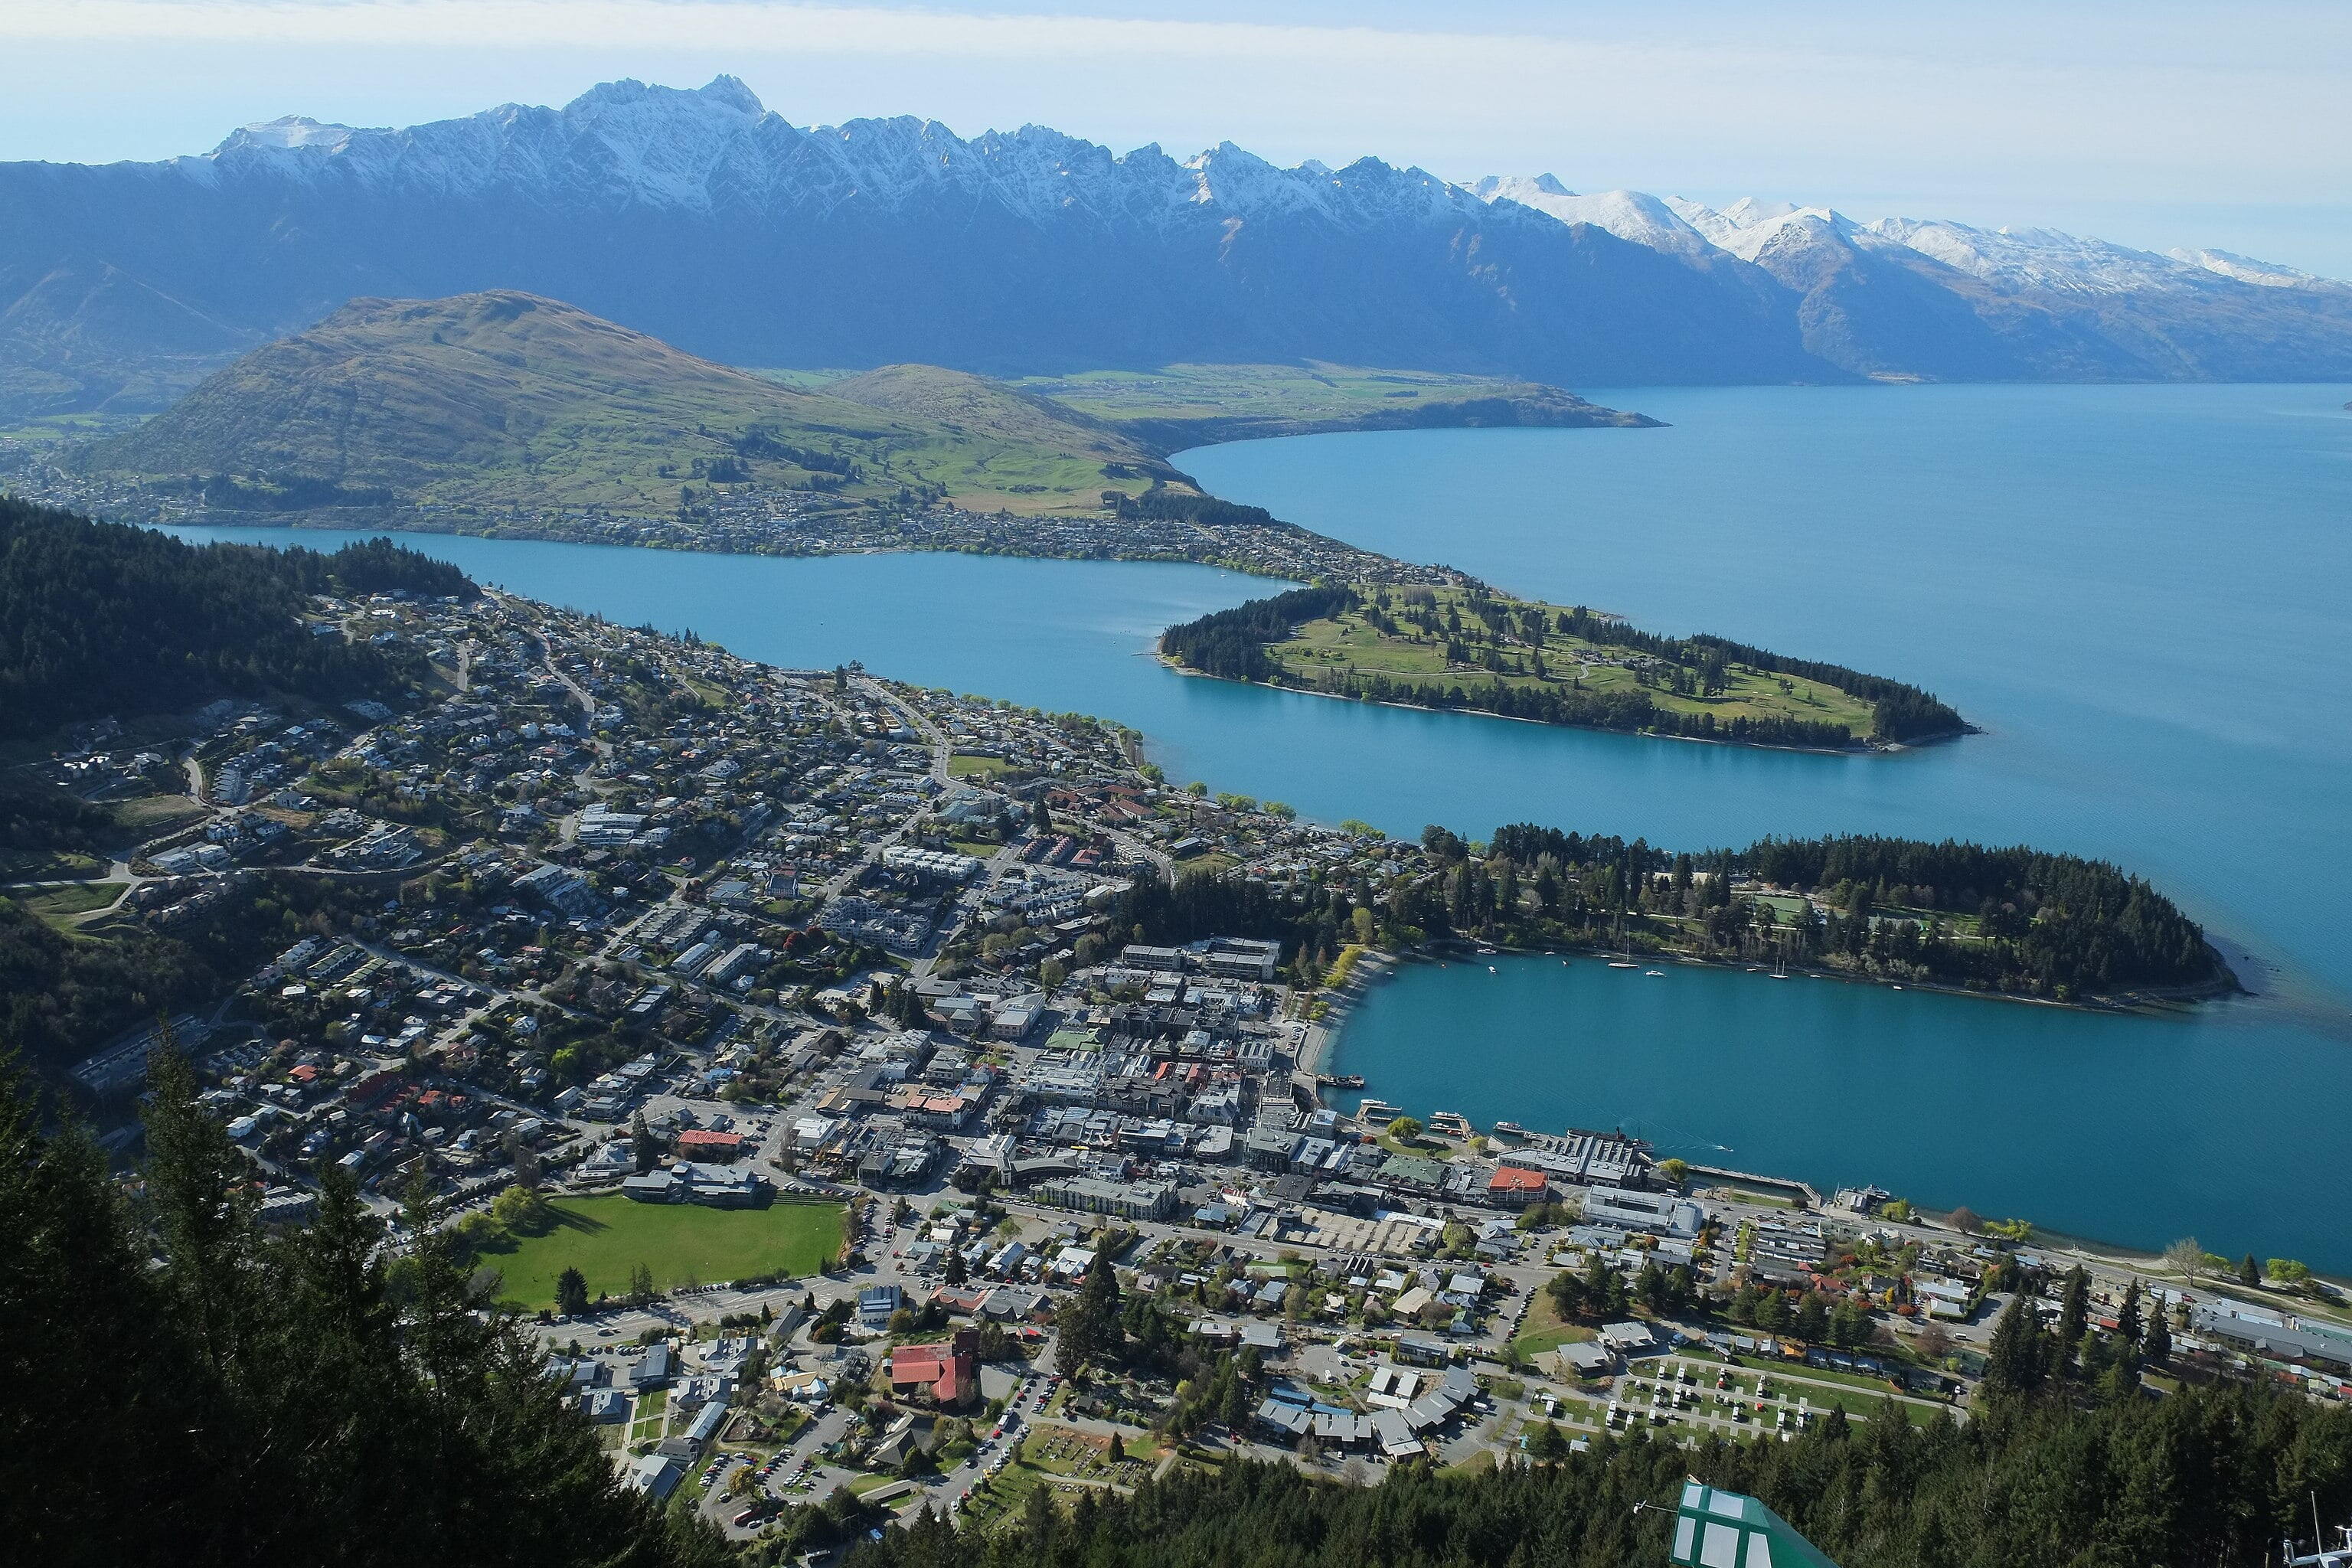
xmin=1487 ymin=965 xmax=1498 ymax=974
xmin=1645 ymin=969 xmax=1664 ymax=976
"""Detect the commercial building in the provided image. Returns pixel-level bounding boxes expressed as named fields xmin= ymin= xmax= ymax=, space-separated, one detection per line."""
xmin=1031 ymin=1174 xmax=1177 ymax=1222
xmin=1581 ymin=1184 xmax=1706 ymax=1241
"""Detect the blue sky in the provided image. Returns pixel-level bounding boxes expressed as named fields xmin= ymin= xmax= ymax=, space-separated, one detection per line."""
xmin=5 ymin=0 xmax=2348 ymax=276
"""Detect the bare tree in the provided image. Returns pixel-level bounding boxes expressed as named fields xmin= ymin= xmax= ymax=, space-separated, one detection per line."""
xmin=2164 ymin=1237 xmax=2204 ymax=1282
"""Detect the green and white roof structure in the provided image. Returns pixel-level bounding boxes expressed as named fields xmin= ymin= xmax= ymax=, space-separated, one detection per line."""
xmin=1668 ymin=1481 xmax=1838 ymax=1568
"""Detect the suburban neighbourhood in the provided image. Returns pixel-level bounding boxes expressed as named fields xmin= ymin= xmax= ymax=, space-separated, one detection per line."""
xmin=21 ymin=575 xmax=2352 ymax=1556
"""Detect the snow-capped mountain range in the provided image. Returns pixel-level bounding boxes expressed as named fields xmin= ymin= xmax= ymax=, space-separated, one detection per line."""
xmin=5 ymin=75 xmax=2350 ymax=416
xmin=1475 ymin=174 xmax=2332 ymax=298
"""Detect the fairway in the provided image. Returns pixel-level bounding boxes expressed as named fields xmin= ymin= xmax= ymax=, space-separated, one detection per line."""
xmin=1268 ymin=583 xmax=1878 ymax=736
xmin=482 ymin=1194 xmax=846 ymax=1309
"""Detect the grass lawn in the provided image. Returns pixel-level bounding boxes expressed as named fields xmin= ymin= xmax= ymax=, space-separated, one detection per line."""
xmin=1011 ymin=362 xmax=1625 ymax=443
xmin=113 ymin=792 xmax=211 ymax=838
xmin=480 ymin=1194 xmax=846 ymax=1309
xmin=1261 ymin=584 xmax=1879 ymax=737
xmin=947 ymin=755 xmax=1014 ymax=782
xmin=15 ymin=881 xmax=126 ymax=926
xmin=0 ymin=848 xmax=109 ymax=882
xmin=956 ymin=1458 xmax=1050 ymax=1534
xmin=1511 ymin=1288 xmax=1598 ymax=1361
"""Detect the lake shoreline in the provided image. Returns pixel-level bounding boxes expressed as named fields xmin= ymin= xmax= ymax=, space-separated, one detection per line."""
xmin=1150 ymin=653 xmax=1960 ymax=757
xmin=1315 ymin=933 xmax=2243 ymax=1054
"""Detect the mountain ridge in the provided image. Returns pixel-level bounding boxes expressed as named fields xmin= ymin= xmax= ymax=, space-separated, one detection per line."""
xmin=5 ymin=76 xmax=2351 ymax=413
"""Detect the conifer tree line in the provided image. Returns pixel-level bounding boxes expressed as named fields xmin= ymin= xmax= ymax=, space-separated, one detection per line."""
xmin=1116 ymin=823 xmax=2216 ymax=999
xmin=0 ymin=1048 xmax=730 ymax=1568
xmin=0 ymin=498 xmax=475 ymax=738
xmin=1158 ymin=583 xmax=1965 ymax=744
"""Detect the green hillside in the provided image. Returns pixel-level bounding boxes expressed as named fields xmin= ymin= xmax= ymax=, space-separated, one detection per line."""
xmin=818 ymin=362 xmax=1193 ymax=508
xmin=76 ymin=293 xmax=1187 ymax=518
xmin=1011 ymin=361 xmax=1661 ymax=449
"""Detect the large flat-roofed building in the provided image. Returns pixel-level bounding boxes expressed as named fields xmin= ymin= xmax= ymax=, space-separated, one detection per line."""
xmin=1032 ymin=1174 xmax=1177 ymax=1222
xmin=1582 ymin=1184 xmax=1706 ymax=1240
xmin=2191 ymin=1304 xmax=2352 ymax=1369
xmin=1501 ymin=1128 xmax=1652 ymax=1188
xmin=620 ymin=1161 xmax=766 ymax=1207
xmin=1201 ymin=937 xmax=1282 ymax=982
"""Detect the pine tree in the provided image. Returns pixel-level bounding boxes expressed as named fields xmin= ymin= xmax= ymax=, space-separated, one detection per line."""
xmin=2058 ymin=1264 xmax=2090 ymax=1374
xmin=1982 ymin=1292 xmax=2049 ymax=1401
xmin=1056 ymin=1256 xmax=1123 ymax=1375
xmin=0 ymin=1055 xmax=733 ymax=1566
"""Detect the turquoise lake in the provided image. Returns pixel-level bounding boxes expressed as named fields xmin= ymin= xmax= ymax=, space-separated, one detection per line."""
xmin=165 ymin=381 xmax=2352 ymax=1264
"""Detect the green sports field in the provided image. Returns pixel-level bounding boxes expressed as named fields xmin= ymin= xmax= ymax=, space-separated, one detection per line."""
xmin=481 ymin=1194 xmax=846 ymax=1310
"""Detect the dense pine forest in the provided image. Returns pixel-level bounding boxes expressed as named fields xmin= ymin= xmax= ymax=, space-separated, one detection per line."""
xmin=1122 ymin=824 xmax=2219 ymax=1000
xmin=0 ymin=498 xmax=474 ymax=738
xmin=0 ymin=1050 xmax=732 ymax=1568
xmin=1158 ymin=585 xmax=1965 ymax=746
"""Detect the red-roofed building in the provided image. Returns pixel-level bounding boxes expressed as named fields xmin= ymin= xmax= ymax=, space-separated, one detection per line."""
xmin=348 ymin=1068 xmax=403 ymax=1109
xmin=888 ymin=1329 xmax=978 ymax=1408
xmin=1487 ymin=1164 xmax=1550 ymax=1208
xmin=676 ymin=1129 xmax=745 ymax=1159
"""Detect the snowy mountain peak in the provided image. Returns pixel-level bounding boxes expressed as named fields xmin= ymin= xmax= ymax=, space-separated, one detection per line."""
xmin=213 ymin=116 xmax=360 ymax=156
xmin=1720 ymin=197 xmax=1805 ymax=228
xmin=1475 ymin=178 xmax=1717 ymax=262
xmin=562 ymin=75 xmax=766 ymax=122
xmin=1655 ymin=197 xmax=1850 ymax=262
xmin=2167 ymin=247 xmax=2318 ymax=289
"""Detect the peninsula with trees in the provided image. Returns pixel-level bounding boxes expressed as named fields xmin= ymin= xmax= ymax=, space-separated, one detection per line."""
xmin=1159 ymin=583 xmax=1968 ymax=751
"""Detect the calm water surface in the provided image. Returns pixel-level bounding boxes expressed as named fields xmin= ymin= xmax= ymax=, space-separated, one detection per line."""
xmin=165 ymin=382 xmax=2352 ymax=1261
